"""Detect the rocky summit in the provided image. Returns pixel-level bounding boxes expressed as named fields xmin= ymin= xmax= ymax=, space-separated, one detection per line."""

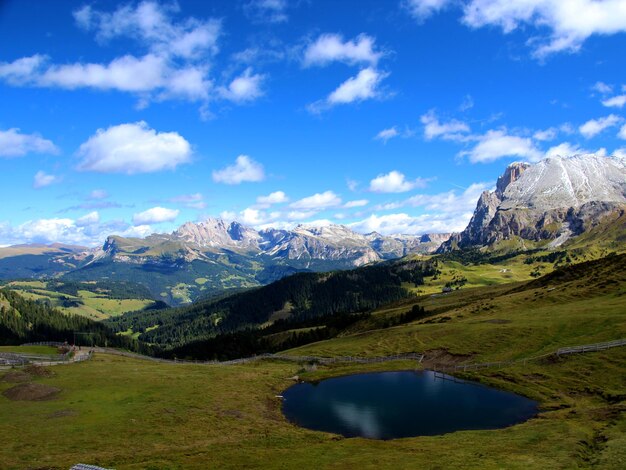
xmin=97 ymin=219 xmax=450 ymax=268
xmin=440 ymin=154 xmax=626 ymax=251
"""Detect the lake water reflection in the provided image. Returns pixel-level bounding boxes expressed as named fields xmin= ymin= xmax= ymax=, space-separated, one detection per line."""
xmin=282 ymin=370 xmax=538 ymax=439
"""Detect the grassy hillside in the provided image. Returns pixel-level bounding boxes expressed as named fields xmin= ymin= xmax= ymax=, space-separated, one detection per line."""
xmin=0 ymin=251 xmax=624 ymax=469
xmin=3 ymin=280 xmax=158 ymax=320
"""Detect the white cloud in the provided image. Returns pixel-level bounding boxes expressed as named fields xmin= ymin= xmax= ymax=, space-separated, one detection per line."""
xmin=77 ymin=121 xmax=191 ymax=174
xmin=244 ymin=0 xmax=289 ymax=24
xmin=614 ymin=148 xmax=626 ymax=158
xmin=0 ymin=3 xmax=273 ymax=108
xmin=0 ymin=215 xmax=159 ymax=247
xmin=533 ymin=127 xmax=558 ymax=141
xmin=619 ymin=124 xmax=626 ymax=140
xmin=0 ymin=54 xmax=211 ymax=103
xmin=257 ymin=191 xmax=289 ymax=205
xmin=579 ymin=114 xmax=621 ymax=138
xmin=460 ymin=0 xmax=626 ymax=59
xmin=369 ymin=171 xmax=428 ymax=193
xmin=0 ymin=55 xmax=47 ymax=85
xmin=349 ymin=212 xmax=466 ymax=235
xmin=76 ymin=211 xmax=100 ymax=227
xmin=405 ymin=0 xmax=454 ymax=22
xmin=592 ymin=81 xmax=613 ymax=95
xmin=375 ymin=127 xmax=399 ymax=143
xmin=602 ymin=95 xmax=626 ymax=108
xmin=461 ymin=129 xmax=542 ymax=163
xmin=344 ymin=199 xmax=369 ymax=208
xmin=212 ymin=155 xmax=265 ymax=184
xmin=328 ymin=68 xmax=386 ymax=104
xmin=303 ymin=33 xmax=382 ymax=67
xmin=0 ymin=128 xmax=59 ymax=157
xmin=309 ymin=68 xmax=387 ymax=112
xmin=219 ymin=68 xmax=265 ymax=102
xmin=406 ymin=182 xmax=492 ymax=213
xmin=170 ymin=193 xmax=206 ymax=209
xmin=290 ymin=191 xmax=342 ymax=210
xmin=544 ymin=142 xmax=586 ymax=159
xmin=73 ymin=1 xmax=221 ymax=60
xmin=350 ymin=183 xmax=493 ymax=235
xmin=33 ymin=171 xmax=60 ymax=189
xmin=132 ymin=206 xmax=179 ymax=225
xmin=421 ymin=110 xmax=470 ymax=140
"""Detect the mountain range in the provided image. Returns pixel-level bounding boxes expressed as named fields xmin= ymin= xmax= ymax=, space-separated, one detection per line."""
xmin=0 ymin=221 xmax=450 ymax=305
xmin=1 ymin=153 xmax=624 ymax=306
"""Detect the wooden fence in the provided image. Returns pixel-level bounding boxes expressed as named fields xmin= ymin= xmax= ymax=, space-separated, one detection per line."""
xmin=432 ymin=337 xmax=626 ymax=373
xmin=10 ymin=337 xmax=625 ymax=372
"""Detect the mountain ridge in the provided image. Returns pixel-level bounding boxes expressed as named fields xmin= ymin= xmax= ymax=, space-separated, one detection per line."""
xmin=440 ymin=154 xmax=626 ymax=252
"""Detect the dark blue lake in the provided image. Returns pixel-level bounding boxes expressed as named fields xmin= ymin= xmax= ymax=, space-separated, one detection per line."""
xmin=282 ymin=370 xmax=538 ymax=439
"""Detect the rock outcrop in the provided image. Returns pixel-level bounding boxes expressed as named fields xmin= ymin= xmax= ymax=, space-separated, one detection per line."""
xmin=439 ymin=154 xmax=626 ymax=251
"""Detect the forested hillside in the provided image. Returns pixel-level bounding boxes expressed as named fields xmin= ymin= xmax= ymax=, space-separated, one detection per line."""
xmin=0 ymin=289 xmax=145 ymax=351
xmin=107 ymin=258 xmax=436 ymax=346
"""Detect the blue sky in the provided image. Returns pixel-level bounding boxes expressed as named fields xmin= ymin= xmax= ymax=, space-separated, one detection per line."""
xmin=1 ymin=0 xmax=626 ymax=246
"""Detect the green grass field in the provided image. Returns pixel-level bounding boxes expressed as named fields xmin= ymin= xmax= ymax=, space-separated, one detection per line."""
xmin=0 ymin=255 xmax=624 ymax=469
xmin=5 ymin=282 xmax=154 ymax=320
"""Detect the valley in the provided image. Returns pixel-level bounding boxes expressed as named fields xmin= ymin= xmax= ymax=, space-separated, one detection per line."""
xmin=0 ymin=153 xmax=625 ymax=469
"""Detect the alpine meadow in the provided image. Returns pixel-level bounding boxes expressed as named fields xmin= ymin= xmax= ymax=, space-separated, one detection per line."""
xmin=1 ymin=1 xmax=626 ymax=469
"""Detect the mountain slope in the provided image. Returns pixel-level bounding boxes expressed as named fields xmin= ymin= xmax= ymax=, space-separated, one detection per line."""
xmin=440 ymin=154 xmax=626 ymax=252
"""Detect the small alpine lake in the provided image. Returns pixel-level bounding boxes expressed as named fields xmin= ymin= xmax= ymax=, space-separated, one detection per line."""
xmin=282 ymin=370 xmax=538 ymax=440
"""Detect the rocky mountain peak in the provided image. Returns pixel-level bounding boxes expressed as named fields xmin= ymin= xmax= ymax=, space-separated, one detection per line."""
xmin=496 ymin=162 xmax=530 ymax=197
xmin=439 ymin=154 xmax=626 ymax=252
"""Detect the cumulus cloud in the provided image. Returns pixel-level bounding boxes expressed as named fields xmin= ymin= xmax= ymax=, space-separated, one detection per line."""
xmin=405 ymin=0 xmax=453 ymax=22
xmin=533 ymin=127 xmax=558 ymax=141
xmin=257 ymin=191 xmax=288 ymax=206
xmin=0 ymin=128 xmax=59 ymax=157
xmin=243 ymin=0 xmax=289 ymax=24
xmin=350 ymin=182 xmax=493 ymax=235
xmin=460 ymin=129 xmax=542 ymax=163
xmin=77 ymin=121 xmax=191 ymax=174
xmin=579 ymin=114 xmax=622 ymax=138
xmin=303 ymin=33 xmax=382 ymax=67
xmin=73 ymin=2 xmax=220 ymax=60
xmin=544 ymin=142 xmax=587 ymax=159
xmin=328 ymin=68 xmax=386 ymax=104
xmin=33 ymin=171 xmax=60 ymax=189
xmin=619 ymin=124 xmax=626 ymax=140
xmin=369 ymin=171 xmax=429 ymax=193
xmin=212 ymin=155 xmax=265 ymax=184
xmin=602 ymin=95 xmax=626 ymax=108
xmin=374 ymin=127 xmax=399 ymax=143
xmin=309 ymin=68 xmax=388 ymax=113
xmin=407 ymin=1 xmax=626 ymax=59
xmin=219 ymin=68 xmax=265 ymax=102
xmin=76 ymin=211 xmax=100 ymax=227
xmin=132 ymin=206 xmax=179 ymax=225
xmin=343 ymin=199 xmax=369 ymax=208
xmin=0 ymin=3 xmax=264 ymax=107
xmin=0 ymin=54 xmax=212 ymax=102
xmin=463 ymin=0 xmax=626 ymax=58
xmin=421 ymin=110 xmax=470 ymax=140
xmin=592 ymin=81 xmax=613 ymax=95
xmin=289 ymin=191 xmax=342 ymax=210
